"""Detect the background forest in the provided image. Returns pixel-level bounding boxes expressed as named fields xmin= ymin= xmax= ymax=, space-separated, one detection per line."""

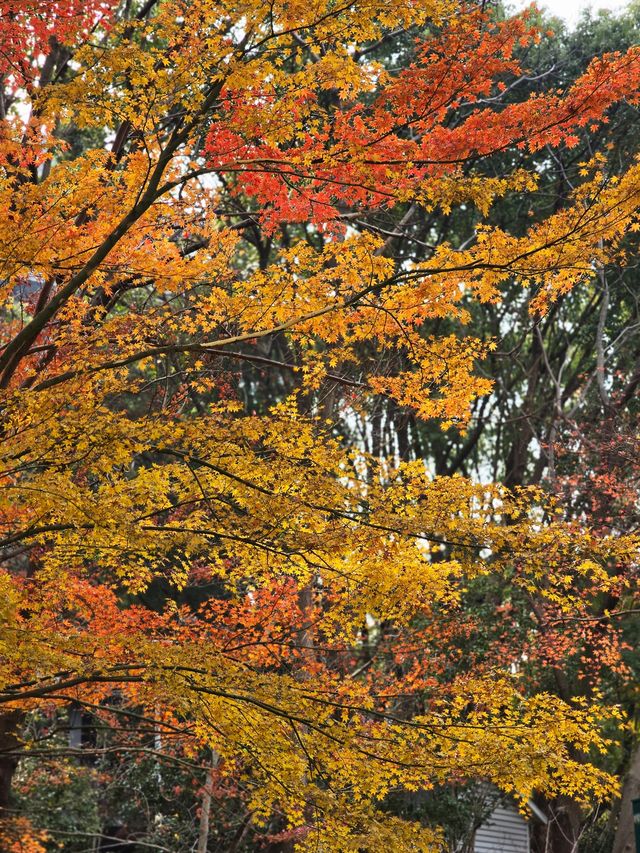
xmin=0 ymin=0 xmax=639 ymax=851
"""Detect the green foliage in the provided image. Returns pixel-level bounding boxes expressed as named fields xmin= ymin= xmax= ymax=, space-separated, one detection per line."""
xmin=14 ymin=760 xmax=100 ymax=852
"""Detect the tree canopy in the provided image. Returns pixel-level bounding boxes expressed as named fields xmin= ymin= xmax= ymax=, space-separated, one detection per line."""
xmin=0 ymin=1 xmax=639 ymax=850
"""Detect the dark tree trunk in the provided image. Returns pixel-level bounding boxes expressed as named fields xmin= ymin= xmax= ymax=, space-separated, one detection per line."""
xmin=0 ymin=711 xmax=23 ymax=817
xmin=530 ymin=795 xmax=582 ymax=853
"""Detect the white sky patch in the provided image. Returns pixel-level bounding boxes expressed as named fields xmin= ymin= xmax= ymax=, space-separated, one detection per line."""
xmin=509 ymin=0 xmax=629 ymax=26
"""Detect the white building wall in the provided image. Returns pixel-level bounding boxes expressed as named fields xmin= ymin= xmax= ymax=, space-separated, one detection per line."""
xmin=473 ymin=804 xmax=530 ymax=853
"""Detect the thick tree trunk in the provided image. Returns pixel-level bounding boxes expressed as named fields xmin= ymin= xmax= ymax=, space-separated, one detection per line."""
xmin=613 ymin=743 xmax=640 ymax=853
xmin=0 ymin=711 xmax=23 ymax=817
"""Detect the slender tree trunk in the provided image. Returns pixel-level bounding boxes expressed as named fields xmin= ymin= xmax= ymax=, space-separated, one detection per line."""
xmin=197 ymin=751 xmax=219 ymax=853
xmin=196 ymin=770 xmax=212 ymax=853
xmin=613 ymin=743 xmax=640 ymax=853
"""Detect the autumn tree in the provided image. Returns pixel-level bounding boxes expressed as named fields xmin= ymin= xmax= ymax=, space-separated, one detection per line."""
xmin=315 ymin=7 xmax=640 ymax=850
xmin=1 ymin=0 xmax=640 ymax=849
